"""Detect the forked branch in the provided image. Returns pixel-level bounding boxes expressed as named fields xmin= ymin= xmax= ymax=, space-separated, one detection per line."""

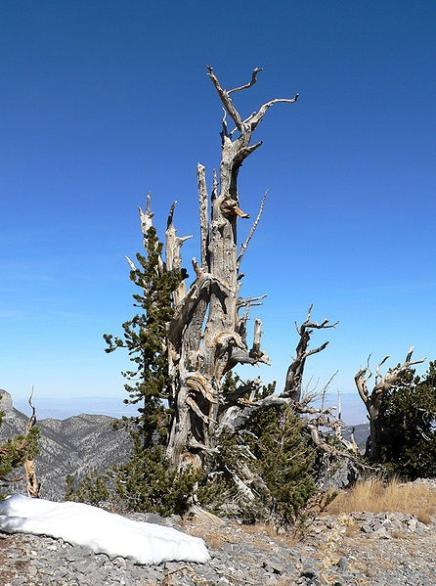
xmin=207 ymin=66 xmax=244 ymax=131
xmin=208 ymin=66 xmax=299 ymax=136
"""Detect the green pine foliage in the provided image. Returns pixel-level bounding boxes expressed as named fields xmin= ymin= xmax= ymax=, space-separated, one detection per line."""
xmin=98 ymin=223 xmax=196 ymax=514
xmin=198 ymin=403 xmax=317 ymax=524
xmin=104 ymin=225 xmax=181 ymax=446
xmin=243 ymin=405 xmax=317 ymax=523
xmin=378 ymin=361 xmax=436 ymax=479
xmin=115 ymin=435 xmax=199 ymax=516
xmin=65 ymin=469 xmax=110 ymax=506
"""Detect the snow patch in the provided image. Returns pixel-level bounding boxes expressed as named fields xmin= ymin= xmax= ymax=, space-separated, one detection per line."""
xmin=0 ymin=494 xmax=209 ymax=565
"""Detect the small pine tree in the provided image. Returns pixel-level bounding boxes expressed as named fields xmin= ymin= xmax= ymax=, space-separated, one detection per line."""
xmin=242 ymin=405 xmax=317 ymax=523
xmin=197 ymin=398 xmax=317 ymax=524
xmin=115 ymin=439 xmax=199 ymax=516
xmin=100 ymin=212 xmax=199 ymax=514
xmin=104 ymin=223 xmax=181 ymax=446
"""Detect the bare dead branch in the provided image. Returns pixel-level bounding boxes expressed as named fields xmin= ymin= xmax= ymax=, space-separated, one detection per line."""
xmin=207 ymin=66 xmax=244 ymax=131
xmin=237 ymin=295 xmax=267 ymax=310
xmin=165 ymin=201 xmax=192 ymax=305
xmin=228 ymin=67 xmax=263 ymax=95
xmin=125 ymin=256 xmax=137 ymax=272
xmin=230 ymin=346 xmax=271 ymax=367
xmin=305 ymin=341 xmax=330 ymax=357
xmin=320 ymin=370 xmax=339 ymax=410
xmin=237 ymin=191 xmax=268 ymax=265
xmin=211 ymin=169 xmax=218 ymax=202
xmin=249 ymin=95 xmax=299 ymax=131
xmin=139 ymin=193 xmax=154 ymax=238
xmin=250 ymin=319 xmax=262 ymax=357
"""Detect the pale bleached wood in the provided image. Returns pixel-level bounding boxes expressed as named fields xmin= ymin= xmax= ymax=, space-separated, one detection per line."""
xmin=237 ymin=191 xmax=267 ymax=266
xmin=165 ymin=201 xmax=192 ymax=306
xmin=197 ymin=164 xmax=209 ymax=269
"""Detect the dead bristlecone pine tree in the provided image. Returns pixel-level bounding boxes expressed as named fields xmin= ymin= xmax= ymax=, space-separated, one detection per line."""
xmin=163 ymin=66 xmax=300 ymax=472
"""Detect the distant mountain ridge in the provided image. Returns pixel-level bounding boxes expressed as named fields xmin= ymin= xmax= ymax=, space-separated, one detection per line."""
xmin=13 ymin=395 xmax=138 ymax=420
xmin=0 ymin=389 xmax=132 ymax=501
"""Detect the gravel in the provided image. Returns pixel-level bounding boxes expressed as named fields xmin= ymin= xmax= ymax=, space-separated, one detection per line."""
xmin=0 ymin=509 xmax=435 ymax=585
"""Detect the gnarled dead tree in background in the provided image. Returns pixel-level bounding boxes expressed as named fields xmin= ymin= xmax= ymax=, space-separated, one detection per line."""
xmin=0 ymin=388 xmax=40 ymax=497
xmin=23 ymin=389 xmax=40 ymax=498
xmin=282 ymin=304 xmax=338 ymax=402
xmin=355 ymin=347 xmax=425 ymax=460
xmin=164 ymin=66 xmax=299 ymax=471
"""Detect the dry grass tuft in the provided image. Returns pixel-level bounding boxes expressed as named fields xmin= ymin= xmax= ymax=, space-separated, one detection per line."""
xmin=239 ymin=521 xmax=299 ymax=548
xmin=326 ymin=477 xmax=436 ymax=522
xmin=239 ymin=521 xmax=279 ymax=538
xmin=185 ymin=525 xmax=228 ymax=549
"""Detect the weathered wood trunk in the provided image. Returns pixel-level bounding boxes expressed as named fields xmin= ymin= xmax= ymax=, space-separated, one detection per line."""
xmin=165 ymin=67 xmax=299 ymax=470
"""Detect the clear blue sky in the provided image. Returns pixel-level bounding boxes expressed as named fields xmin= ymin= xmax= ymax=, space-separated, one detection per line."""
xmin=1 ymin=1 xmax=435 ymax=409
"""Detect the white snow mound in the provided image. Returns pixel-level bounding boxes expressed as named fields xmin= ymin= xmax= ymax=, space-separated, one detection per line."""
xmin=0 ymin=494 xmax=209 ymax=565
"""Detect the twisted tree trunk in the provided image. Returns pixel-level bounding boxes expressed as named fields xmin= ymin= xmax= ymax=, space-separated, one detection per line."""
xmin=165 ymin=67 xmax=299 ymax=470
xmin=282 ymin=304 xmax=338 ymax=402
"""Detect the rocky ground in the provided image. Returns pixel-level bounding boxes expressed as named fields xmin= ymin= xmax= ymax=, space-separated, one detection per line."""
xmin=1 ymin=504 xmax=435 ymax=586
